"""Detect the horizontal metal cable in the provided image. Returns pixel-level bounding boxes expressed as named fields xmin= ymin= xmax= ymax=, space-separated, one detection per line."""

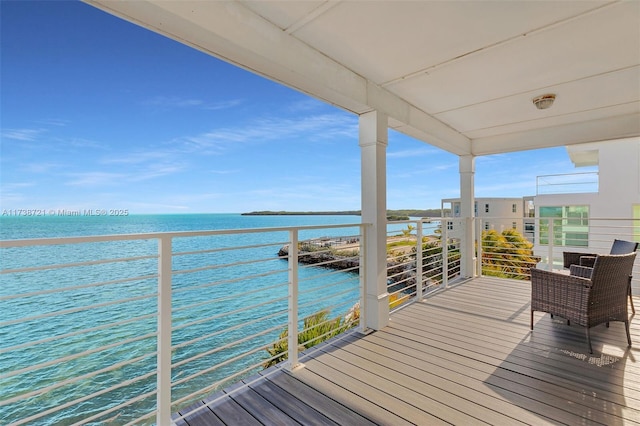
xmin=0 ymin=273 xmax=158 ymax=302
xmin=1 ymin=350 xmax=156 ymax=406
xmin=0 ymin=223 xmax=364 ymax=249
xmin=173 ymin=308 xmax=286 ymax=352
xmin=173 ymin=303 xmax=287 ymax=345
xmin=171 ymin=282 xmax=287 ymax=318
xmin=172 ymin=267 xmax=286 ymax=297
xmin=298 ymin=264 xmax=358 ymax=285
xmin=171 ymin=323 xmax=282 ymax=371
xmin=1 ymin=254 xmax=157 ymax=275
xmin=1 ymin=330 xmax=157 ymax=380
xmin=0 ymin=292 xmax=156 ymax=327
xmin=300 ymin=274 xmax=357 ymax=296
xmin=14 ymin=369 xmax=157 ymax=426
xmin=0 ymin=311 xmax=157 ymax=353
xmin=298 ymin=288 xmax=357 ymax=312
xmin=71 ymin=387 xmax=157 ymax=426
xmin=171 ymin=342 xmax=273 ymax=407
xmin=172 ymin=255 xmax=280 ymax=275
xmin=173 ymin=240 xmax=286 ymax=257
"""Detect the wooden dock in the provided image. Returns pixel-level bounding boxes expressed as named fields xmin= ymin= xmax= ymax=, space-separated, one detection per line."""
xmin=173 ymin=276 xmax=640 ymax=425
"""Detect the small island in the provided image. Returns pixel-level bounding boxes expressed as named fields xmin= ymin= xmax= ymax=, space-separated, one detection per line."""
xmin=243 ymin=209 xmax=446 ymax=221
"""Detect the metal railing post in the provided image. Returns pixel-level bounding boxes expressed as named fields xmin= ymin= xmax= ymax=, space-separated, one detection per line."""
xmin=442 ymin=222 xmax=449 ymax=288
xmin=287 ymin=230 xmax=300 ymax=370
xmin=476 ymin=217 xmax=483 ymax=277
xmin=157 ymin=236 xmax=172 ymax=425
xmin=359 ymin=225 xmax=367 ymax=333
xmin=547 ymin=218 xmax=555 ymax=271
xmin=416 ymin=220 xmax=423 ymax=300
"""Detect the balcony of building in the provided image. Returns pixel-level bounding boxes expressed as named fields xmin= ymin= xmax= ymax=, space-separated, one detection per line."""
xmin=3 ymin=1 xmax=639 ymax=424
xmin=2 ymin=217 xmax=639 ymax=424
xmin=536 ymin=172 xmax=599 ymax=196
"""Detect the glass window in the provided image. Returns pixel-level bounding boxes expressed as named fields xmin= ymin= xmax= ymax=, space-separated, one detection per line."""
xmin=539 ymin=205 xmax=589 ymax=247
xmin=447 ymin=221 xmax=453 ymax=230
xmin=512 ymin=204 xmax=517 ymax=213
xmin=484 ymin=222 xmax=490 ymax=230
xmin=485 ymin=204 xmax=489 ymax=213
xmin=512 ymin=222 xmax=517 ymax=229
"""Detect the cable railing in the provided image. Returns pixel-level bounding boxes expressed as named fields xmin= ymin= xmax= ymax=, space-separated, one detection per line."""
xmin=474 ymin=216 xmax=640 ymax=290
xmin=0 ymin=223 xmax=364 ymax=425
xmin=5 ymin=215 xmax=636 ymax=423
xmin=385 ymin=218 xmax=462 ymax=310
xmin=536 ymin=171 xmax=598 ymax=195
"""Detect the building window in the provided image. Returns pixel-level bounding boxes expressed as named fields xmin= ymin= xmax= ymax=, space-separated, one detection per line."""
xmin=512 ymin=222 xmax=517 ymax=229
xmin=447 ymin=221 xmax=453 ymax=230
xmin=539 ymin=205 xmax=589 ymax=247
xmin=485 ymin=204 xmax=489 ymax=213
xmin=453 ymin=204 xmax=460 ymax=217
xmin=474 ymin=202 xmax=477 ymax=215
xmin=484 ymin=222 xmax=490 ymax=230
xmin=512 ymin=204 xmax=517 ymax=213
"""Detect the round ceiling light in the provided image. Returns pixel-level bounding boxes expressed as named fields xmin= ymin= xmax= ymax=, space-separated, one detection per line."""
xmin=532 ymin=94 xmax=556 ymax=110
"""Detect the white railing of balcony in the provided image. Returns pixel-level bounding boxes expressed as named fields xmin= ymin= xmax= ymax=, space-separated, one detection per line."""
xmin=536 ymin=171 xmax=599 ymax=195
xmin=474 ymin=217 xmax=640 ymax=292
xmin=385 ymin=218 xmax=463 ymax=310
xmin=12 ymin=215 xmax=635 ymax=423
xmin=0 ymin=223 xmax=364 ymax=425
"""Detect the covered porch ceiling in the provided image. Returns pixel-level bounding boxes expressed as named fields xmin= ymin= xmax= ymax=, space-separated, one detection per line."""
xmin=86 ymin=0 xmax=640 ymax=157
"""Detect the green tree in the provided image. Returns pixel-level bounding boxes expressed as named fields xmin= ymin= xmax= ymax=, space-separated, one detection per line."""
xmin=480 ymin=229 xmax=539 ymax=279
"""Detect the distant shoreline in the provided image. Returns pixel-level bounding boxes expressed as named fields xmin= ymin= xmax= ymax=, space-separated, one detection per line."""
xmin=242 ymin=209 xmax=445 ymax=218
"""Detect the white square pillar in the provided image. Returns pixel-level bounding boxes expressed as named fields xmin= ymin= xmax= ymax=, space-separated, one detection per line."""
xmin=459 ymin=155 xmax=476 ymax=278
xmin=359 ymin=110 xmax=389 ymax=330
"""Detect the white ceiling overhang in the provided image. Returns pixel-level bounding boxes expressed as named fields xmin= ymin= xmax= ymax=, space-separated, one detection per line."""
xmin=86 ymin=0 xmax=640 ymax=157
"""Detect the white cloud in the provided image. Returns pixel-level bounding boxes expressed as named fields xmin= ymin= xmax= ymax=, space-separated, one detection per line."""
xmin=142 ymin=96 xmax=243 ymax=110
xmin=66 ymin=172 xmax=128 ymax=187
xmin=1 ymin=128 xmax=46 ymax=141
xmin=387 ymin=147 xmax=437 ymax=158
xmin=173 ymin=113 xmax=357 ymax=154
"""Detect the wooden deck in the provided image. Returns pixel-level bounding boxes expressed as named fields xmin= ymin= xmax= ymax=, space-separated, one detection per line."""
xmin=173 ymin=277 xmax=640 ymax=425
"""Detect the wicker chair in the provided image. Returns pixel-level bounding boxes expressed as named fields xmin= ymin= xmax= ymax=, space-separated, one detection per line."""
xmin=563 ymin=239 xmax=638 ymax=313
xmin=531 ymin=252 xmax=637 ymax=353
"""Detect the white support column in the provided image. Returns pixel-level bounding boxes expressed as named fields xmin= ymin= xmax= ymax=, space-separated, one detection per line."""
xmin=359 ymin=110 xmax=389 ymax=330
xmin=459 ymin=155 xmax=476 ymax=278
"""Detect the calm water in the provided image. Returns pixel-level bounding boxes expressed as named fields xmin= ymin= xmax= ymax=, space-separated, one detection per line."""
xmin=0 ymin=214 xmax=438 ymax=424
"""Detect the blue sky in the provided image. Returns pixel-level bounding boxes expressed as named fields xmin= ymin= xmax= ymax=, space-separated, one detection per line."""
xmin=1 ymin=1 xmax=592 ymax=214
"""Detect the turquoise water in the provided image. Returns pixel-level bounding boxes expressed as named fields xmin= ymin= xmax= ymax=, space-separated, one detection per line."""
xmin=0 ymin=214 xmax=438 ymax=424
xmin=0 ymin=214 xmax=364 ymax=424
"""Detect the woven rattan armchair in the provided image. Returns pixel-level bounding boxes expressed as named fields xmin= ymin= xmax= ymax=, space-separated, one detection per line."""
xmin=531 ymin=252 xmax=637 ymax=353
xmin=563 ymin=239 xmax=638 ymax=268
xmin=563 ymin=239 xmax=638 ymax=313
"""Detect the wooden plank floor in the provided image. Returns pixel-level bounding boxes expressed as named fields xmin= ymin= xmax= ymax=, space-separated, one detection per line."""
xmin=173 ymin=277 xmax=640 ymax=425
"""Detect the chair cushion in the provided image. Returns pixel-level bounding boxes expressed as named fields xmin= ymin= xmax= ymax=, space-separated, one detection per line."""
xmin=610 ymin=239 xmax=639 ymax=255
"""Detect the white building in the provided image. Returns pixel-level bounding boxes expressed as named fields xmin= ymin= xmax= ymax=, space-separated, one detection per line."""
xmin=533 ymin=137 xmax=640 ymax=257
xmin=441 ymin=197 xmax=533 ymax=236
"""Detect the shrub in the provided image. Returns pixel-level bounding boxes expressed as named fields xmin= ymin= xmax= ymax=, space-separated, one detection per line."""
xmin=264 ymin=307 xmax=358 ymax=368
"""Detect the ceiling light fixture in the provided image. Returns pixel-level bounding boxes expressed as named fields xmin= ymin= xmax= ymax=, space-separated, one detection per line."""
xmin=532 ymin=93 xmax=556 ymax=110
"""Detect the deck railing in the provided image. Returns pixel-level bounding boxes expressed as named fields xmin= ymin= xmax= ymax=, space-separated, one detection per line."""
xmin=0 ymin=224 xmax=365 ymax=424
xmin=536 ymin=171 xmax=599 ymax=194
xmin=4 ymin=216 xmax=637 ymax=423
xmin=473 ymin=216 xmax=640 ymax=290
